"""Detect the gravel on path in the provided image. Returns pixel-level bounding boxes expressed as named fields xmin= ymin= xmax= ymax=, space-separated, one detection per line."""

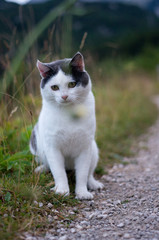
xmin=23 ymin=97 xmax=159 ymax=240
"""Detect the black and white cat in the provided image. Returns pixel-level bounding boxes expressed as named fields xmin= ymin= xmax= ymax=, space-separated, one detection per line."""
xmin=30 ymin=52 xmax=103 ymax=199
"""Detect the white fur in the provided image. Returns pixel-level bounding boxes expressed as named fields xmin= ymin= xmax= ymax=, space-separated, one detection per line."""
xmin=30 ymin=69 xmax=103 ymax=199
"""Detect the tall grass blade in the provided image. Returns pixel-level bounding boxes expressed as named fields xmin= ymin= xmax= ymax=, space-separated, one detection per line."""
xmin=1 ymin=0 xmax=77 ymax=100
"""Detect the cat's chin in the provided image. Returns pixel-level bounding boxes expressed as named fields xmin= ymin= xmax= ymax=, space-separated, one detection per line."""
xmin=58 ymin=101 xmax=72 ymax=106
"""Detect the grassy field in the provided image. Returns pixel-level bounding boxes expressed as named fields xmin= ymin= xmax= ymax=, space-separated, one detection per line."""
xmin=0 ymin=59 xmax=158 ymax=239
xmin=95 ymin=75 xmax=158 ymax=168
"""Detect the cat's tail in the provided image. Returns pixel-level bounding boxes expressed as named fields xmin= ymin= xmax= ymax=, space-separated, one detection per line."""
xmin=29 ymin=124 xmax=38 ymax=156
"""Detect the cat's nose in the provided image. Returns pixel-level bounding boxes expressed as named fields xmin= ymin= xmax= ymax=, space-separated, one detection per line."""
xmin=61 ymin=95 xmax=68 ymax=100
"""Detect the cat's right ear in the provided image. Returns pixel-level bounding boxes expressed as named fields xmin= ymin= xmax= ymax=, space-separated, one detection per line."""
xmin=70 ymin=52 xmax=85 ymax=72
xmin=37 ymin=60 xmax=50 ymax=78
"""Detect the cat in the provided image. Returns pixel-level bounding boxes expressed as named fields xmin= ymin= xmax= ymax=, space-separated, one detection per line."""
xmin=29 ymin=52 xmax=104 ymax=199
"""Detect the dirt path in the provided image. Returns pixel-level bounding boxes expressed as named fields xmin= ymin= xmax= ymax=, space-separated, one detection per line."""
xmin=24 ymin=97 xmax=159 ymax=240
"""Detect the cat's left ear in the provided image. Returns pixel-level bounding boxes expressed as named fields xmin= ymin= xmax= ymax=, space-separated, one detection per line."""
xmin=70 ymin=52 xmax=85 ymax=71
xmin=37 ymin=60 xmax=50 ymax=78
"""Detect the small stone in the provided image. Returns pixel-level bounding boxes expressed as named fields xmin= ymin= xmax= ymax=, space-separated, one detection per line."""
xmin=75 ymin=224 xmax=83 ymax=230
xmin=3 ymin=214 xmax=8 ymax=218
xmin=48 ymin=215 xmax=53 ymax=223
xmin=33 ymin=200 xmax=38 ymax=205
xmin=125 ymin=219 xmax=131 ymax=225
xmin=47 ymin=203 xmax=53 ymax=208
xmin=88 ymin=213 xmax=96 ymax=219
xmin=52 ymin=209 xmax=59 ymax=213
xmin=70 ymin=228 xmax=76 ymax=233
xmin=59 ymin=236 xmax=68 ymax=240
xmin=39 ymin=202 xmax=43 ymax=207
xmin=114 ymin=200 xmax=121 ymax=205
xmin=84 ymin=208 xmax=91 ymax=211
xmin=103 ymin=233 xmax=109 ymax=237
xmin=150 ymin=213 xmax=157 ymax=218
xmin=117 ymin=223 xmax=125 ymax=228
xmin=73 ymin=207 xmax=78 ymax=212
xmin=154 ymin=208 xmax=158 ymax=213
xmin=81 ymin=221 xmax=89 ymax=225
xmin=69 ymin=211 xmax=75 ymax=215
xmin=101 ymin=175 xmax=108 ymax=180
xmin=123 ymin=233 xmax=130 ymax=239
xmin=102 ymin=214 xmax=108 ymax=219
xmin=97 ymin=214 xmax=104 ymax=219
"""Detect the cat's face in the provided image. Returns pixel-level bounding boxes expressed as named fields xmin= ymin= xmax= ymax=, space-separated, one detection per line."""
xmin=37 ymin=52 xmax=91 ymax=105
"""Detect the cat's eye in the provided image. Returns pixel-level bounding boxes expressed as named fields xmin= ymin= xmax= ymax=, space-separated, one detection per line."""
xmin=68 ymin=82 xmax=76 ymax=88
xmin=51 ymin=85 xmax=59 ymax=91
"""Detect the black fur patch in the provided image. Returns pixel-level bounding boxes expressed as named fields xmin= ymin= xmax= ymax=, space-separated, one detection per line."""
xmin=71 ymin=68 xmax=89 ymax=87
xmin=40 ymin=59 xmax=89 ymax=88
xmin=30 ymin=128 xmax=37 ymax=152
xmin=41 ymin=65 xmax=58 ymax=88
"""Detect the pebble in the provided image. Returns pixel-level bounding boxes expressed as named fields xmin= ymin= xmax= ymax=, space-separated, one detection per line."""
xmin=103 ymin=233 xmax=109 ymax=237
xmin=70 ymin=228 xmax=76 ymax=233
xmin=59 ymin=236 xmax=68 ymax=240
xmin=33 ymin=200 xmax=38 ymax=205
xmin=123 ymin=233 xmax=130 ymax=239
xmin=47 ymin=203 xmax=53 ymax=208
xmin=75 ymin=224 xmax=83 ymax=230
xmin=88 ymin=213 xmax=96 ymax=219
xmin=114 ymin=200 xmax=121 ymax=205
xmin=81 ymin=221 xmax=89 ymax=225
xmin=153 ymin=208 xmax=158 ymax=213
xmin=96 ymin=214 xmax=104 ymax=219
xmin=117 ymin=223 xmax=125 ymax=228
xmin=39 ymin=202 xmax=43 ymax=207
xmin=48 ymin=215 xmax=53 ymax=223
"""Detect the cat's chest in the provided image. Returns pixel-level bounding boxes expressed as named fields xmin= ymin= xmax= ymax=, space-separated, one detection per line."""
xmin=40 ymin=107 xmax=94 ymax=155
xmin=41 ymin=104 xmax=94 ymax=134
xmin=47 ymin=119 xmax=92 ymax=145
xmin=55 ymin=127 xmax=91 ymax=157
xmin=56 ymin=127 xmax=87 ymax=144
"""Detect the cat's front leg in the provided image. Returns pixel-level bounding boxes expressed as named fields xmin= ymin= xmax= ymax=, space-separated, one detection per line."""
xmin=75 ymin=148 xmax=93 ymax=200
xmin=45 ymin=149 xmax=70 ymax=196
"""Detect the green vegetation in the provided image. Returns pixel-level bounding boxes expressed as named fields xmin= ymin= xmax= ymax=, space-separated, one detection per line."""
xmin=95 ymin=75 xmax=158 ymax=167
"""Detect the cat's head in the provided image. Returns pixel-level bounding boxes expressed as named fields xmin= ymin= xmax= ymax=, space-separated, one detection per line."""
xmin=37 ymin=52 xmax=91 ymax=105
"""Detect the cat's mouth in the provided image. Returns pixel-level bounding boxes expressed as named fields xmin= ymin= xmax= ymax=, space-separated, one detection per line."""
xmin=60 ymin=100 xmax=72 ymax=105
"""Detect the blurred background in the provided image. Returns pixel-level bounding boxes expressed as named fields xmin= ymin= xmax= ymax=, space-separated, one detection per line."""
xmin=1 ymin=0 xmax=159 ymax=96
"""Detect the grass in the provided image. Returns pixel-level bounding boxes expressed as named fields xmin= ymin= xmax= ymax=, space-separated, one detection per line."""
xmin=95 ymin=75 xmax=158 ymax=168
xmin=0 ymin=0 xmax=77 ymax=100
xmin=0 ymin=172 xmax=79 ymax=239
xmin=0 ymin=62 xmax=158 ymax=239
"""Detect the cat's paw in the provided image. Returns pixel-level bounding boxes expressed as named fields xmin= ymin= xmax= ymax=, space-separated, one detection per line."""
xmin=51 ymin=186 xmax=70 ymax=196
xmin=76 ymin=190 xmax=93 ymax=200
xmin=88 ymin=179 xmax=104 ymax=190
